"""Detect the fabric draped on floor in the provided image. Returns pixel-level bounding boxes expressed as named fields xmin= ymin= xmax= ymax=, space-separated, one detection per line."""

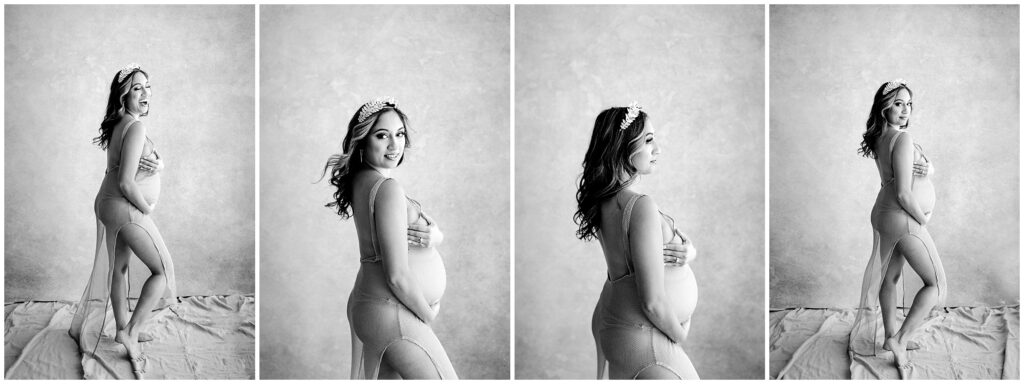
xmin=770 ymin=305 xmax=1018 ymax=380
xmin=5 ymin=294 xmax=254 ymax=379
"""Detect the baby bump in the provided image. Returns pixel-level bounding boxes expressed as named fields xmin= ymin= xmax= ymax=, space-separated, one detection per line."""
xmin=665 ymin=265 xmax=698 ymax=321
xmin=135 ymin=173 xmax=161 ymax=205
xmin=913 ymin=177 xmax=935 ymax=214
xmin=408 ymin=246 xmax=446 ymax=305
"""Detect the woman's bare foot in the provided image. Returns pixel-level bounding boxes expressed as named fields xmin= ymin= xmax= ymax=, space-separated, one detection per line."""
xmin=882 ymin=339 xmax=921 ymax=351
xmin=116 ymin=329 xmax=155 ymax=343
xmin=884 ymin=336 xmax=911 ymax=379
xmin=116 ymin=329 xmax=146 ymax=379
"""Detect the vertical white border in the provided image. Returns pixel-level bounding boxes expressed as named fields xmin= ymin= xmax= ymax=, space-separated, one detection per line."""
xmin=252 ymin=3 xmax=261 ymax=380
xmin=763 ymin=3 xmax=771 ymax=380
xmin=508 ymin=3 xmax=517 ymax=380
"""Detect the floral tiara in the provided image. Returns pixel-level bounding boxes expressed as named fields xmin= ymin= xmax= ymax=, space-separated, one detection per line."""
xmin=882 ymin=79 xmax=907 ymax=95
xmin=620 ymin=101 xmax=642 ymax=130
xmin=358 ymin=97 xmax=397 ymax=123
xmin=118 ymin=63 xmax=141 ymax=83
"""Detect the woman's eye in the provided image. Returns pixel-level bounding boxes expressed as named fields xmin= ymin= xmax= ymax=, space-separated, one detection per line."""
xmin=397 ymin=132 xmax=406 ymax=138
xmin=376 ymin=133 xmax=387 ymax=139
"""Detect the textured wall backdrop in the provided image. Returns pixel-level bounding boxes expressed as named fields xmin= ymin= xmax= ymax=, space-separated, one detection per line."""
xmin=4 ymin=5 xmax=256 ymax=302
xmin=515 ymin=5 xmax=765 ymax=379
xmin=259 ymin=5 xmax=510 ymax=380
xmin=769 ymin=5 xmax=1019 ymax=308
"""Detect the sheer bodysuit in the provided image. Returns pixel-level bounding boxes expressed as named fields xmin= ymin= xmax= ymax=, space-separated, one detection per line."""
xmin=69 ymin=117 xmax=178 ymax=356
xmin=592 ymin=193 xmax=700 ymax=379
xmin=347 ymin=175 xmax=457 ymax=379
xmin=850 ymin=130 xmax=947 ymax=356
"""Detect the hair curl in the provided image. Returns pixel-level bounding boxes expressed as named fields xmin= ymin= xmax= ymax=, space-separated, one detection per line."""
xmin=859 ymin=82 xmax=913 ymax=158
xmin=574 ymin=106 xmax=649 ymax=241
xmin=320 ymin=103 xmax=411 ymax=218
xmin=93 ymin=67 xmax=149 ymax=150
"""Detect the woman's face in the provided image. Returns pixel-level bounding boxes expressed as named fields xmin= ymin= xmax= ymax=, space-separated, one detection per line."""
xmin=123 ymin=72 xmax=151 ymax=117
xmin=630 ymin=121 xmax=660 ymax=175
xmin=883 ymin=88 xmax=911 ymax=127
xmin=363 ymin=110 xmax=406 ymax=169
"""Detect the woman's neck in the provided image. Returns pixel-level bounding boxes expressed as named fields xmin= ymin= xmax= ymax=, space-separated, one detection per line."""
xmin=368 ymin=164 xmax=391 ymax=178
xmin=885 ymin=123 xmax=905 ymax=132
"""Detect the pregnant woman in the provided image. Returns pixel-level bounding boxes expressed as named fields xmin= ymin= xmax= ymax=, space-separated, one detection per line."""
xmin=849 ymin=80 xmax=946 ymax=378
xmin=322 ymin=97 xmax=457 ymax=379
xmin=69 ymin=64 xmax=178 ymax=380
xmin=576 ymin=103 xmax=700 ymax=379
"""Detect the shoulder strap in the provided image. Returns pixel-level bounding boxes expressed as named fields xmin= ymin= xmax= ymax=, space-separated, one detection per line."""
xmin=365 ymin=177 xmax=390 ymax=262
xmin=621 ymin=194 xmax=645 ymax=275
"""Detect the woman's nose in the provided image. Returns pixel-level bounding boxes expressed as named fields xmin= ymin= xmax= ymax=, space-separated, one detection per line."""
xmin=653 ymin=141 xmax=661 ymax=155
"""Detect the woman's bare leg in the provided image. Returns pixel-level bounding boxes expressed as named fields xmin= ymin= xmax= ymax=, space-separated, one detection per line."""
xmin=893 ymin=235 xmax=942 ymax=345
xmin=381 ymin=340 xmax=443 ymax=379
xmin=886 ymin=233 xmax=942 ymax=378
xmin=113 ymin=224 xmax=166 ymax=359
xmin=110 ymin=242 xmax=132 ymax=332
xmin=879 ymin=252 xmax=905 ymax=342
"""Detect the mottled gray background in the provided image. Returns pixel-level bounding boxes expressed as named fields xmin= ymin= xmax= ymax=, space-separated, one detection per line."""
xmin=769 ymin=5 xmax=1019 ymax=308
xmin=4 ymin=5 xmax=255 ymax=301
xmin=515 ymin=5 xmax=765 ymax=379
xmin=258 ymin=5 xmax=510 ymax=379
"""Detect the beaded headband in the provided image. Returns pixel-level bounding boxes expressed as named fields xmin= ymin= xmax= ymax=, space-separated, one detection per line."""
xmin=118 ymin=63 xmax=141 ymax=83
xmin=358 ymin=97 xmax=397 ymax=123
xmin=882 ymin=79 xmax=907 ymax=95
xmin=619 ymin=101 xmax=642 ymax=130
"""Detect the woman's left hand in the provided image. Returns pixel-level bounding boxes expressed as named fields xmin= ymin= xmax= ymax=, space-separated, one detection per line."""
xmin=664 ymin=240 xmax=697 ymax=267
xmin=139 ymin=155 xmax=164 ymax=174
xmin=408 ymin=213 xmax=443 ymax=248
xmin=913 ymin=159 xmax=933 ymax=177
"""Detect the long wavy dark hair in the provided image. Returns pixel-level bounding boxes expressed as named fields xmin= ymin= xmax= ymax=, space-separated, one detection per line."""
xmin=320 ymin=101 xmax=411 ymax=219
xmin=93 ymin=67 xmax=149 ymax=150
xmin=574 ymin=106 xmax=649 ymax=241
xmin=859 ymin=82 xmax=913 ymax=158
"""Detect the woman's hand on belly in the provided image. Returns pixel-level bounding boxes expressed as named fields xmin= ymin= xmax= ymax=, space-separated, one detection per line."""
xmin=663 ymin=241 xmax=696 ymax=267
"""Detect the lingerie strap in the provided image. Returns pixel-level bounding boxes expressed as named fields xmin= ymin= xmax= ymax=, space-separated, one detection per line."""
xmin=620 ymin=193 xmax=645 ymax=276
xmin=364 ymin=176 xmax=389 ymax=263
xmin=881 ymin=131 xmax=903 ymax=187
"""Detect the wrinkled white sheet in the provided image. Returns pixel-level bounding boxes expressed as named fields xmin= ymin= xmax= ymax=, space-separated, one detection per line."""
xmin=5 ymin=295 xmax=254 ymax=379
xmin=770 ymin=306 xmax=1018 ymax=380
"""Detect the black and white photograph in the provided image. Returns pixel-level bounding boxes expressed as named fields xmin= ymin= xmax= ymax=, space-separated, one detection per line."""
xmin=258 ymin=5 xmax=510 ymax=380
xmin=4 ymin=4 xmax=256 ymax=380
xmin=769 ymin=5 xmax=1019 ymax=380
xmin=514 ymin=5 xmax=765 ymax=379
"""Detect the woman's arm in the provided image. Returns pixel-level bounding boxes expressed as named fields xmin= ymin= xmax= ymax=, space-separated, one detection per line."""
xmin=892 ymin=133 xmax=929 ymax=225
xmin=374 ymin=179 xmax=436 ymax=324
xmin=117 ymin=121 xmax=156 ymax=214
xmin=630 ymin=196 xmax=688 ymax=344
